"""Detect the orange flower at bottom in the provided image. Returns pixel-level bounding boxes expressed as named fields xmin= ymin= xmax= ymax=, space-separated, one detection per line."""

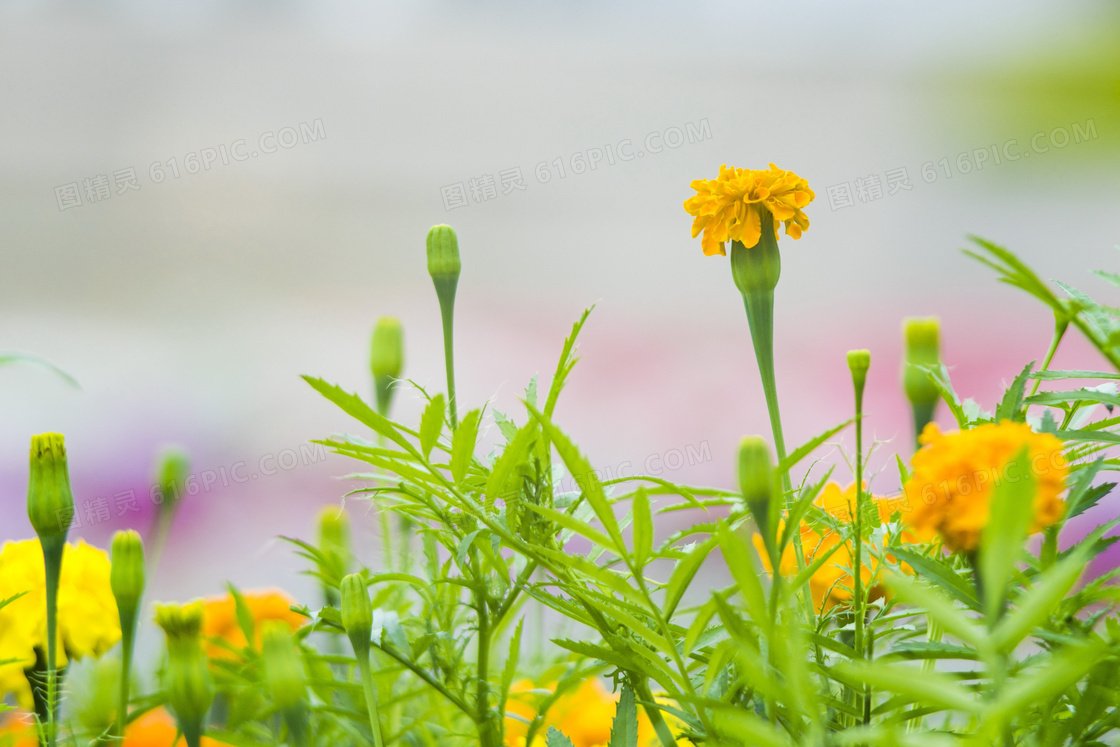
xmin=201 ymin=589 xmax=304 ymax=658
xmin=504 ymin=678 xmax=692 ymax=747
xmin=902 ymin=422 xmax=1067 ymax=553
xmin=754 ymin=483 xmax=916 ymax=612
xmin=0 ymin=709 xmax=230 ymax=747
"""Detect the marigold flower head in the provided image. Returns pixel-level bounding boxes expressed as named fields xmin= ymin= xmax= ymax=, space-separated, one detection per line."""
xmin=902 ymin=421 xmax=1067 ymax=553
xmin=0 ymin=538 xmax=120 ymax=708
xmin=201 ymin=589 xmax=304 ymax=658
xmin=754 ymin=483 xmax=916 ymax=612
xmin=683 ymin=164 xmax=814 ymax=256
xmin=504 ymin=678 xmax=693 ymax=747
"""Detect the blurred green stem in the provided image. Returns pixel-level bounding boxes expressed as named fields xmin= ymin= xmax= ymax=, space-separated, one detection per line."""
xmin=41 ymin=535 xmax=64 ymax=747
xmin=440 ymin=301 xmax=459 ymax=430
xmin=1028 ymin=317 xmax=1069 ymax=398
xmin=355 ymin=651 xmax=385 ymax=747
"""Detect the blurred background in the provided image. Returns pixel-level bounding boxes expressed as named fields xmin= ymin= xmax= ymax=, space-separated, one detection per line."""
xmin=1 ymin=0 xmax=1119 ymax=605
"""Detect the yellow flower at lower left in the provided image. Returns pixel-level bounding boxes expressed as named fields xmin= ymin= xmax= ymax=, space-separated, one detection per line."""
xmin=0 ymin=538 xmax=120 ymax=708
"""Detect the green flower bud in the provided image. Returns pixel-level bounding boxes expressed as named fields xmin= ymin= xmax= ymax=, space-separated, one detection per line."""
xmin=426 ymin=224 xmax=461 ymax=288
xmin=847 ymin=349 xmax=871 ymax=398
xmin=729 ymin=209 xmax=781 ymax=297
xmin=155 ymin=447 xmax=191 ymax=506
xmin=370 ymin=317 xmax=405 ymax=415
xmin=110 ymin=530 xmax=146 ymax=618
xmin=261 ymin=621 xmax=307 ymax=711
xmin=902 ymin=317 xmax=942 ymax=442
xmin=738 ymin=437 xmax=775 ymax=559
xmin=155 ymin=602 xmax=214 ymax=730
xmin=28 ymin=432 xmax=75 ymax=540
xmin=318 ymin=506 xmax=350 ymax=560
xmin=340 ymin=574 xmax=372 ymax=654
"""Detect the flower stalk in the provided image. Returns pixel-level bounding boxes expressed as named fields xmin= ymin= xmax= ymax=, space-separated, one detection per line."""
xmin=847 ymin=349 xmax=871 ymax=725
xmin=427 ymin=224 xmax=461 ymax=430
xmin=341 ymin=574 xmax=385 ymax=747
xmin=110 ymin=530 xmax=146 ymax=743
xmin=154 ymin=602 xmax=213 ymax=747
xmin=27 ymin=433 xmax=75 ymax=747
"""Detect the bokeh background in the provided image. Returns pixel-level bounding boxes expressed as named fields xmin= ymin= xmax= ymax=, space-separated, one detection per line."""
xmin=2 ymin=0 xmax=1119 ymax=607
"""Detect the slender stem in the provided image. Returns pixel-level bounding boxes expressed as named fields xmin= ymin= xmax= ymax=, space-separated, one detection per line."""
xmin=375 ymin=433 xmax=393 ymax=572
xmin=475 ymin=589 xmax=495 ymax=747
xmin=355 ymin=653 xmax=386 ymax=747
xmin=40 ymin=536 xmax=64 ymax=747
xmin=115 ymin=622 xmax=136 ymax=743
xmin=1028 ymin=318 xmax=1069 ymax=398
xmin=633 ymin=678 xmax=677 ymax=747
xmin=439 ymin=300 xmax=459 ymax=430
xmin=852 ymin=383 xmax=867 ymax=725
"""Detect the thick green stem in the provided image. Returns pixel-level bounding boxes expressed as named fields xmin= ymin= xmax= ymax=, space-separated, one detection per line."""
xmin=115 ymin=622 xmax=136 ymax=742
xmin=475 ymin=593 xmax=496 ymax=747
xmin=910 ymin=400 xmax=936 ymax=450
xmin=355 ymin=653 xmax=386 ymax=747
xmin=40 ymin=536 xmax=64 ymax=747
xmin=439 ymin=299 xmax=459 ymax=430
xmin=634 ymin=679 xmax=677 ymax=747
xmin=182 ymin=723 xmax=202 ymax=747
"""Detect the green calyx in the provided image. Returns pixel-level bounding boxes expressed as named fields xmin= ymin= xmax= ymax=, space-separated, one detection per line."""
xmin=427 ymin=224 xmax=462 ymax=296
xmin=155 ymin=602 xmax=214 ymax=726
xmin=729 ymin=208 xmax=781 ymax=297
xmin=847 ymin=349 xmax=871 ymax=397
xmin=370 ymin=316 xmax=405 ymax=414
xmin=340 ymin=574 xmax=373 ymax=652
xmin=262 ymin=622 xmax=308 ymax=711
xmin=902 ymin=316 xmax=941 ymax=407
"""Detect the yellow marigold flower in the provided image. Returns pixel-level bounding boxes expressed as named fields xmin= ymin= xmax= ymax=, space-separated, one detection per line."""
xmin=683 ymin=164 xmax=815 ymax=256
xmin=201 ymin=589 xmax=304 ymax=658
xmin=754 ymin=483 xmax=916 ymax=612
xmin=504 ymin=678 xmax=693 ymax=747
xmin=0 ymin=538 xmax=120 ymax=708
xmin=902 ymin=421 xmax=1067 ymax=553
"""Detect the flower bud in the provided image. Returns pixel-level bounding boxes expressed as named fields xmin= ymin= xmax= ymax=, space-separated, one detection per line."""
xmin=318 ymin=506 xmax=350 ymax=562
xmin=155 ymin=447 xmax=191 ymax=506
xmin=847 ymin=349 xmax=871 ymax=398
xmin=340 ymin=574 xmax=372 ymax=654
xmin=426 ymin=224 xmax=461 ymax=288
xmin=110 ymin=530 xmax=146 ymax=618
xmin=370 ymin=317 xmax=405 ymax=415
xmin=261 ymin=621 xmax=307 ymax=711
xmin=902 ymin=317 xmax=942 ymax=442
xmin=738 ymin=437 xmax=775 ymax=558
xmin=155 ymin=602 xmax=214 ymax=729
xmin=28 ymin=432 xmax=75 ymax=540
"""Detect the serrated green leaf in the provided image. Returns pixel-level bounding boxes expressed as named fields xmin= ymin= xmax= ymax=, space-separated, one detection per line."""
xmin=992 ymin=544 xmax=1089 ymax=652
xmin=493 ymin=410 xmax=519 ymax=442
xmin=451 ymin=408 xmax=482 ymax=484
xmin=546 ymin=727 xmax=575 ymax=747
xmin=776 ymin=418 xmax=854 ymax=476
xmin=996 ymin=362 xmax=1035 ymax=422
xmin=888 ymin=548 xmax=979 ymax=610
xmin=837 ymin=660 xmax=980 ymax=713
xmin=916 ymin=363 xmax=968 ymax=428
xmin=883 ymin=572 xmax=984 ymax=649
xmin=717 ymin=522 xmax=769 ymax=632
xmin=979 ymin=446 xmax=1035 ymax=623
xmin=1027 ymin=389 xmax=1120 ymax=408
xmin=485 ymin=422 xmax=537 ymax=514
xmin=607 ymin=684 xmax=638 ymax=747
xmin=632 ymin=489 xmax=653 ymax=567
xmin=304 ymin=376 xmax=415 ymax=454
xmin=664 ymin=536 xmax=717 ymax=618
xmin=419 ymin=393 xmax=445 ymax=458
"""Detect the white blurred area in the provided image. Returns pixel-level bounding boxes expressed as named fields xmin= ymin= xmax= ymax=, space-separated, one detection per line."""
xmin=1 ymin=1 xmax=1118 ymax=601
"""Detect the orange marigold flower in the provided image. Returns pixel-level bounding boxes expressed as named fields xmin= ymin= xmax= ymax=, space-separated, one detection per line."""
xmin=504 ymin=678 xmax=692 ymax=747
xmin=683 ymin=164 xmax=814 ymax=256
xmin=201 ymin=589 xmax=304 ymax=658
xmin=902 ymin=421 xmax=1067 ymax=553
xmin=755 ymin=483 xmax=916 ymax=612
xmin=0 ymin=708 xmax=233 ymax=746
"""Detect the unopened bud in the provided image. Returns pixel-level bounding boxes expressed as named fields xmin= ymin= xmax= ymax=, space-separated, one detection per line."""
xmin=847 ymin=349 xmax=871 ymax=398
xmin=261 ymin=622 xmax=307 ymax=711
xmin=28 ymin=432 xmax=75 ymax=540
xmin=738 ymin=436 xmax=775 ymax=555
xmin=902 ymin=317 xmax=941 ymax=406
xmin=155 ymin=447 xmax=191 ymax=506
xmin=426 ymin=224 xmax=461 ymax=287
xmin=340 ymin=574 xmax=372 ymax=654
xmin=155 ymin=602 xmax=214 ymax=728
xmin=110 ymin=530 xmax=146 ymax=618
xmin=370 ymin=317 xmax=405 ymax=414
xmin=902 ymin=317 xmax=941 ymax=443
